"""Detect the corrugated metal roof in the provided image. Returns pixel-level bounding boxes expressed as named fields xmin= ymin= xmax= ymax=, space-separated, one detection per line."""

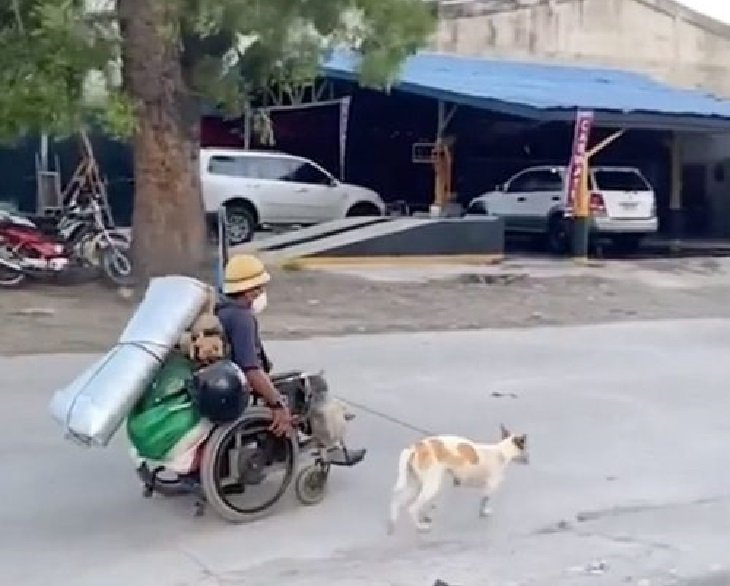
xmin=321 ymin=50 xmax=730 ymax=127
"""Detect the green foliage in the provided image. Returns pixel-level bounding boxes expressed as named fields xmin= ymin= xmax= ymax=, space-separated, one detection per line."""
xmin=181 ymin=0 xmax=435 ymax=111
xmin=0 ymin=0 xmax=435 ymax=143
xmin=0 ymin=0 xmax=129 ymax=141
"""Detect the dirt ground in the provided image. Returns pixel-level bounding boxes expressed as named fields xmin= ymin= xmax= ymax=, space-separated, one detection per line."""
xmin=3 ymin=255 xmax=730 ymax=356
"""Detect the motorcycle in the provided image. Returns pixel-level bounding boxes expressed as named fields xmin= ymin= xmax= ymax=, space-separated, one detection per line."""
xmin=56 ymin=197 xmax=133 ymax=286
xmin=0 ymin=202 xmax=133 ymax=288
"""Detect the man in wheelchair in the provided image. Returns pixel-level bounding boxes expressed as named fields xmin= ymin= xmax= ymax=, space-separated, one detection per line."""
xmin=215 ymin=253 xmax=366 ymax=467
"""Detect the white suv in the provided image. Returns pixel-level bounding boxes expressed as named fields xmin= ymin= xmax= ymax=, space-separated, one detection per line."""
xmin=466 ymin=165 xmax=658 ymax=253
xmin=200 ymin=148 xmax=386 ymax=244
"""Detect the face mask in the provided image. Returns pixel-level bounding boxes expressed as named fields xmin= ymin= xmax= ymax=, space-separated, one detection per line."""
xmin=251 ymin=290 xmax=268 ymax=314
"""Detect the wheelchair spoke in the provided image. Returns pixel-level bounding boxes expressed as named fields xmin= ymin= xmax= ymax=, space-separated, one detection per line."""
xmin=219 ymin=478 xmax=243 ymax=491
xmin=207 ymin=419 xmax=298 ymax=516
xmin=223 ymin=449 xmax=239 ymax=484
xmin=224 ymin=430 xmax=246 ymax=482
xmin=266 ymin=461 xmax=288 ymax=475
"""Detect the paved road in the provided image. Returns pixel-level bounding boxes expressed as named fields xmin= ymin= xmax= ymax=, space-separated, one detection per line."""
xmin=2 ymin=320 xmax=729 ymax=586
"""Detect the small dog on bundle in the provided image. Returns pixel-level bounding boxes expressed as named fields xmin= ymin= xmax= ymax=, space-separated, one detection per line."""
xmin=178 ymin=288 xmax=228 ymax=367
xmin=387 ymin=424 xmax=529 ymax=534
xmin=178 ymin=312 xmax=227 ymax=366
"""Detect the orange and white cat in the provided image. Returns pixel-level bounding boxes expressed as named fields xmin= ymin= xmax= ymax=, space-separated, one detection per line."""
xmin=387 ymin=424 xmax=529 ymax=534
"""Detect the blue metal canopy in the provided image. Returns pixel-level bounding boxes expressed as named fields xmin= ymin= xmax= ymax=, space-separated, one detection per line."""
xmin=321 ymin=50 xmax=730 ymax=131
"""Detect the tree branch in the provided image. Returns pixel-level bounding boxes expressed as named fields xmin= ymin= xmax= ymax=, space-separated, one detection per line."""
xmin=11 ymin=0 xmax=24 ymax=34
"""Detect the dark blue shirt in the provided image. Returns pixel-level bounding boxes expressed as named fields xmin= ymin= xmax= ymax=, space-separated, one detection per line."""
xmin=216 ymin=300 xmax=268 ymax=372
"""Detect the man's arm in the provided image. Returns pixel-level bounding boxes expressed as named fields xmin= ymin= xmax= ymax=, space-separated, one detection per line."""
xmin=228 ymin=312 xmax=283 ymax=406
xmin=244 ymin=369 xmax=282 ymax=406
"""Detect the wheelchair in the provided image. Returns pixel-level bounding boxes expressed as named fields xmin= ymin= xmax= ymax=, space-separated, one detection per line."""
xmin=135 ymin=370 xmax=362 ymax=523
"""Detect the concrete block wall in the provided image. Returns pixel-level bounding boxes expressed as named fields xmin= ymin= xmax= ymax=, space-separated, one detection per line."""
xmin=432 ymin=0 xmax=730 ymax=98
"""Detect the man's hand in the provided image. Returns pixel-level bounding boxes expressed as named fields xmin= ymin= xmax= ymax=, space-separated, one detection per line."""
xmin=245 ymin=369 xmax=292 ymax=435
xmin=269 ymin=404 xmax=294 ymax=436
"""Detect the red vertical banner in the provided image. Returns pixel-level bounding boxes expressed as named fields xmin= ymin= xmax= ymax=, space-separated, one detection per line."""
xmin=564 ymin=110 xmax=594 ymax=217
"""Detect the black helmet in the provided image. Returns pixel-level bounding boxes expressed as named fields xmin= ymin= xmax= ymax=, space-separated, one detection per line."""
xmin=190 ymin=360 xmax=248 ymax=423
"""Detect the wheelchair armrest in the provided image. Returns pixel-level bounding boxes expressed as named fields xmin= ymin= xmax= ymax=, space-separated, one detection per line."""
xmin=270 ymin=370 xmax=304 ymax=383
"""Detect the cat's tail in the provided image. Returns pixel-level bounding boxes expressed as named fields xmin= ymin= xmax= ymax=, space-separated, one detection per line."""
xmin=393 ymin=447 xmax=413 ymax=493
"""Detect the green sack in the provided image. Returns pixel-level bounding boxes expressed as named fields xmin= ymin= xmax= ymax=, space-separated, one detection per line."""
xmin=126 ymin=353 xmax=200 ymax=461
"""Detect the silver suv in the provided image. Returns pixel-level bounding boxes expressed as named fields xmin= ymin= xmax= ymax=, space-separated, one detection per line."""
xmin=200 ymin=148 xmax=386 ymax=244
xmin=467 ymin=165 xmax=658 ymax=253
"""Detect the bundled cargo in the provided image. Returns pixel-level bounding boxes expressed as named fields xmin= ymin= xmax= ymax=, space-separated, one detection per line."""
xmin=48 ymin=275 xmax=214 ymax=447
xmin=126 ymin=352 xmax=214 ymax=474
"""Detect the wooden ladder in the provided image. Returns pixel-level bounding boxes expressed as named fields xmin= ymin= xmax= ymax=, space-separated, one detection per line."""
xmin=62 ymin=130 xmax=116 ymax=227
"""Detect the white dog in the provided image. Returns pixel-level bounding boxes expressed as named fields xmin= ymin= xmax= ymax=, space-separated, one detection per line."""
xmin=387 ymin=424 xmax=529 ymax=534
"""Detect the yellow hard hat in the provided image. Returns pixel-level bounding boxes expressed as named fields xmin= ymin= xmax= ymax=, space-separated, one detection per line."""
xmin=223 ymin=254 xmax=270 ymax=295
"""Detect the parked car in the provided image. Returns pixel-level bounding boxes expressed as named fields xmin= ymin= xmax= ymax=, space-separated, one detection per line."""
xmin=200 ymin=148 xmax=386 ymax=244
xmin=465 ymin=165 xmax=658 ymax=254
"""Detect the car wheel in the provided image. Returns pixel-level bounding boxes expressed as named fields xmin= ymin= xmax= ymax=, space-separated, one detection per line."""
xmin=346 ymin=202 xmax=382 ymax=217
xmin=547 ymin=215 xmax=571 ymax=255
xmin=225 ymin=205 xmax=256 ymax=246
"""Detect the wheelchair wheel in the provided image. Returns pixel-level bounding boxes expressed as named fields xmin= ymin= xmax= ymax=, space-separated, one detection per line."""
xmin=199 ymin=406 xmax=298 ymax=523
xmin=294 ymin=463 xmax=330 ymax=506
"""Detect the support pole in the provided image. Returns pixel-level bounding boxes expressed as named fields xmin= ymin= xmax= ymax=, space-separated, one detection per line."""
xmin=668 ymin=133 xmax=683 ymax=245
xmin=572 ymin=166 xmax=591 ymax=260
xmin=40 ymin=134 xmax=49 ymax=171
xmin=431 ymin=101 xmax=458 ymax=216
xmin=567 ymin=111 xmax=594 ymax=260
xmin=216 ymin=205 xmax=229 ymax=293
xmin=243 ymin=108 xmax=252 ymax=150
xmin=587 ymin=129 xmax=625 ymax=159
xmin=432 ymin=141 xmax=452 ymax=210
xmin=569 ymin=124 xmax=626 ymax=260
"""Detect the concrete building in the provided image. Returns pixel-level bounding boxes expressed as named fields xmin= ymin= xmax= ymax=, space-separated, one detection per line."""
xmin=432 ymin=0 xmax=730 ymax=98
xmin=428 ymin=0 xmax=730 ymax=237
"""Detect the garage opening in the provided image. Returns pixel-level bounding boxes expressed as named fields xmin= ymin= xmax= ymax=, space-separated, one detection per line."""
xmin=311 ymin=50 xmax=730 ymax=241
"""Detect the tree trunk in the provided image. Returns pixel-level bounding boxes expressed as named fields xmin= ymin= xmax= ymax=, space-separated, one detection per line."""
xmin=118 ymin=0 xmax=207 ymax=282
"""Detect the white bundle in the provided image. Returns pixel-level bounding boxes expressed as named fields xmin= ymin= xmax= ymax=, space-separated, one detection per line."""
xmin=48 ymin=276 xmax=213 ymax=447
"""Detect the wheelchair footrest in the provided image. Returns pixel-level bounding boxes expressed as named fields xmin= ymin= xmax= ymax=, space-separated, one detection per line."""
xmin=298 ymin=437 xmax=314 ymax=451
xmin=327 ymin=447 xmax=367 ymax=467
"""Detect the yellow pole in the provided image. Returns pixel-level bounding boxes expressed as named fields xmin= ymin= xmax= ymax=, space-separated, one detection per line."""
xmin=572 ymin=128 xmax=626 ymax=262
xmin=571 ymin=163 xmax=591 ymax=261
xmin=441 ymin=142 xmax=452 ymax=206
xmin=577 ymin=129 xmax=626 ymax=222
xmin=432 ymin=142 xmax=442 ymax=208
xmin=432 ymin=100 xmax=457 ymax=214
xmin=432 ymin=140 xmax=452 ymax=209
xmin=587 ymin=129 xmax=625 ymax=159
xmin=576 ymin=163 xmax=590 ymax=218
